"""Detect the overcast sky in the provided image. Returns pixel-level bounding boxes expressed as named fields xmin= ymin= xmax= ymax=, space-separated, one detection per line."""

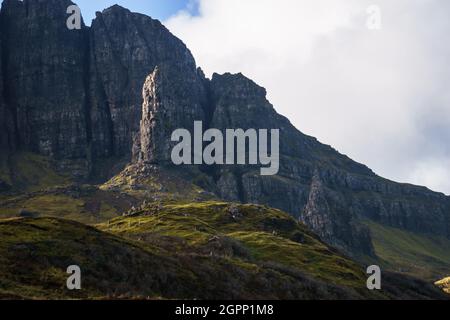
xmin=8 ymin=0 xmax=450 ymax=195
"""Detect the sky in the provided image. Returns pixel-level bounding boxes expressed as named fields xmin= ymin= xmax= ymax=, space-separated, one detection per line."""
xmin=74 ymin=0 xmax=196 ymax=24
xmin=7 ymin=1 xmax=450 ymax=195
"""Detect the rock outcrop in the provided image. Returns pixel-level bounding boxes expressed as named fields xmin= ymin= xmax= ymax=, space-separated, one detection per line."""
xmin=0 ymin=0 xmax=449 ymax=258
xmin=134 ymin=64 xmax=207 ymax=164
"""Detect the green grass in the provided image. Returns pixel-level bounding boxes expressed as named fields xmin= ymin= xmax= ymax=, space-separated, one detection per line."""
xmin=0 ymin=187 xmax=138 ymax=224
xmin=0 ymin=203 xmax=446 ymax=299
xmin=0 ymin=152 xmax=71 ymax=193
xmin=0 ymin=152 xmax=146 ymax=224
xmin=0 ymin=216 xmax=371 ymax=299
xmin=100 ymin=202 xmax=367 ymax=289
xmin=365 ymin=219 xmax=450 ymax=280
xmin=228 ymin=231 xmax=364 ymax=287
xmin=0 ymin=217 xmax=174 ymax=299
xmin=101 ymin=164 xmax=216 ymax=202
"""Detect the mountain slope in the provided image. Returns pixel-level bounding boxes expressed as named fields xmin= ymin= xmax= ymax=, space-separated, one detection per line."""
xmin=366 ymin=220 xmax=450 ymax=280
xmin=0 ymin=205 xmax=446 ymax=300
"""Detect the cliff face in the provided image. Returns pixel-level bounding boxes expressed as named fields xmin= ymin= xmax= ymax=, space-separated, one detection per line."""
xmin=0 ymin=35 xmax=11 ymax=154
xmin=0 ymin=0 xmax=449 ymax=258
xmin=0 ymin=0 xmax=89 ymax=160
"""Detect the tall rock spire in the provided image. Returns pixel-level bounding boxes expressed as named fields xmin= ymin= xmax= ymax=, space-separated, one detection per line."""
xmin=134 ymin=63 xmax=207 ymax=164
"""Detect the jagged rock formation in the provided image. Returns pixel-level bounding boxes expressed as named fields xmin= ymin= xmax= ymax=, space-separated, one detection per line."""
xmin=0 ymin=0 xmax=449 ymax=259
xmin=134 ymin=65 xmax=206 ymax=164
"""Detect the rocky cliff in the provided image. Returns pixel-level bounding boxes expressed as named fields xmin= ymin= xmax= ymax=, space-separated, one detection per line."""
xmin=1 ymin=0 xmax=89 ymax=161
xmin=0 ymin=0 xmax=449 ymax=259
xmin=0 ymin=1 xmax=206 ymax=177
xmin=0 ymin=34 xmax=12 ymax=154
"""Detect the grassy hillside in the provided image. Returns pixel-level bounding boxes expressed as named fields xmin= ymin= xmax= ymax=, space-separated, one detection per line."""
xmin=0 ymin=185 xmax=138 ymax=224
xmin=101 ymin=163 xmax=216 ymax=202
xmin=98 ymin=201 xmax=447 ymax=299
xmin=366 ymin=220 xmax=450 ymax=281
xmin=0 ymin=153 xmax=140 ymax=224
xmin=0 ymin=202 xmax=447 ymax=299
xmin=100 ymin=202 xmax=366 ymax=288
xmin=0 ymin=152 xmax=70 ymax=193
xmin=0 ymin=215 xmax=364 ymax=300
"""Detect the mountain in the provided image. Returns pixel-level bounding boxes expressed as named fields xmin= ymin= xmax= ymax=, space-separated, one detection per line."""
xmin=0 ymin=0 xmax=449 ymax=296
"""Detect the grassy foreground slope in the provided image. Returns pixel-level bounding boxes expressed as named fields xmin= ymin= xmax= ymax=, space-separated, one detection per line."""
xmin=0 ymin=215 xmax=364 ymax=300
xmin=0 ymin=203 xmax=447 ymax=299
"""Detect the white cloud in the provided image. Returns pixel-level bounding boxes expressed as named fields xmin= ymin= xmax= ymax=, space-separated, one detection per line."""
xmin=166 ymin=0 xmax=450 ymax=195
xmin=410 ymin=158 xmax=450 ymax=195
